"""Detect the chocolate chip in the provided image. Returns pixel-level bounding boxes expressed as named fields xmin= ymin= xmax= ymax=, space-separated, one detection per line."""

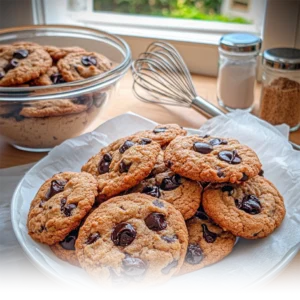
xmin=119 ymin=160 xmax=132 ymax=173
xmin=119 ymin=140 xmax=135 ymax=153
xmin=39 ymin=225 xmax=46 ymax=233
xmin=259 ymin=169 xmax=264 ymax=177
xmin=218 ymin=150 xmax=242 ymax=164
xmin=153 ymin=127 xmax=167 ymax=134
xmin=50 ymin=73 xmax=66 ymax=84
xmin=142 ymin=186 xmax=161 ymax=198
xmin=122 ymin=254 xmax=146 ymax=277
xmin=81 ymin=56 xmax=97 ymax=66
xmin=60 ymin=198 xmax=77 ymax=217
xmin=46 ymin=179 xmax=67 ymax=199
xmin=201 ymin=224 xmax=217 ymax=243
xmin=185 ymin=244 xmax=203 ymax=265
xmin=209 ymin=138 xmax=228 ymax=146
xmin=145 ymin=213 xmax=167 ymax=231
xmin=109 ymin=268 xmax=131 ymax=290
xmin=241 ymin=173 xmax=248 ymax=181
xmin=161 ymin=235 xmax=177 ymax=243
xmin=98 ymin=153 xmax=112 ymax=174
xmin=13 ymin=49 xmax=28 ymax=59
xmin=111 ymin=223 xmax=136 ymax=246
xmin=4 ymin=58 xmax=18 ymax=72
xmin=59 ymin=229 xmax=78 ymax=250
xmin=235 ymin=195 xmax=262 ymax=215
xmin=86 ymin=232 xmax=101 ymax=245
xmin=199 ymin=134 xmax=210 ymax=138
xmin=221 ymin=185 xmax=234 ymax=196
xmin=139 ymin=138 xmax=152 ymax=145
xmin=153 ymin=199 xmax=164 ymax=208
xmin=0 ymin=71 xmax=5 ymax=79
xmin=160 ymin=174 xmax=181 ymax=191
xmin=193 ymin=142 xmax=213 ymax=154
xmin=161 ymin=260 xmax=178 ymax=274
xmin=39 ymin=200 xmax=45 ymax=208
xmin=217 ymin=169 xmax=224 ymax=178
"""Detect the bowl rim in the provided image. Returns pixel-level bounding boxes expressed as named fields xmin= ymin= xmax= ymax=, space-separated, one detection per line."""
xmin=0 ymin=24 xmax=132 ymax=101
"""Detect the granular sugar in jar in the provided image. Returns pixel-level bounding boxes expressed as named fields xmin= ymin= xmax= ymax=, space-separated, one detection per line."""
xmin=260 ymin=48 xmax=300 ymax=131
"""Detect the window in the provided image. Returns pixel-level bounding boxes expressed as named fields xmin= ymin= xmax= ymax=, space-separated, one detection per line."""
xmin=36 ymin=0 xmax=299 ymax=76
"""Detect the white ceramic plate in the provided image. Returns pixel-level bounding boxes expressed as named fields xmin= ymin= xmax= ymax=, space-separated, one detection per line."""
xmin=11 ymin=112 xmax=300 ymax=290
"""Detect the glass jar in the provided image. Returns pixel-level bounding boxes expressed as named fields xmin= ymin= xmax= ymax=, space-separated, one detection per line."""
xmin=260 ymin=48 xmax=300 ymax=132
xmin=217 ymin=33 xmax=262 ymax=112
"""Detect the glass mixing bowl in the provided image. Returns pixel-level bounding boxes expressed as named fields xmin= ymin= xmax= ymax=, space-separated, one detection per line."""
xmin=0 ymin=25 xmax=131 ymax=152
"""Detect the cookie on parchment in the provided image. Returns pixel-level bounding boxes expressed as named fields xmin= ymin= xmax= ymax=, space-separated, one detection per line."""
xmin=202 ymin=176 xmax=285 ymax=239
xmin=57 ymin=51 xmax=113 ymax=82
xmin=0 ymin=45 xmax=52 ymax=86
xmin=128 ymin=151 xmax=202 ymax=220
xmin=134 ymin=124 xmax=187 ymax=147
xmin=164 ymin=135 xmax=262 ymax=183
xmin=81 ymin=136 xmax=161 ymax=202
xmin=179 ymin=210 xmax=236 ymax=275
xmin=75 ymin=193 xmax=188 ymax=285
xmin=27 ymin=172 xmax=97 ymax=245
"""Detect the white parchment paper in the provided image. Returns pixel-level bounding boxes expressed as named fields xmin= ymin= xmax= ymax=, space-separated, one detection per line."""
xmin=4 ymin=111 xmax=300 ymax=291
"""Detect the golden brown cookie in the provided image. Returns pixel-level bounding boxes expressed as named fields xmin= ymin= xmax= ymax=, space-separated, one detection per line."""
xmin=75 ymin=193 xmax=188 ymax=285
xmin=30 ymin=66 xmax=66 ymax=86
xmin=27 ymin=172 xmax=97 ymax=245
xmin=134 ymin=124 xmax=187 ymax=147
xmin=44 ymin=45 xmax=85 ymax=61
xmin=179 ymin=212 xmax=236 ymax=275
xmin=164 ymin=135 xmax=262 ymax=183
xmin=0 ymin=45 xmax=52 ymax=86
xmin=202 ymin=176 xmax=286 ymax=239
xmin=81 ymin=136 xmax=161 ymax=202
xmin=57 ymin=51 xmax=113 ymax=82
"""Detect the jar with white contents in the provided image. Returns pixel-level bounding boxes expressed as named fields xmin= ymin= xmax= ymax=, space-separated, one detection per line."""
xmin=217 ymin=33 xmax=262 ymax=112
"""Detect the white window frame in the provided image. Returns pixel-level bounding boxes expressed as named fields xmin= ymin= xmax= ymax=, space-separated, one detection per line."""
xmin=34 ymin=0 xmax=299 ymax=76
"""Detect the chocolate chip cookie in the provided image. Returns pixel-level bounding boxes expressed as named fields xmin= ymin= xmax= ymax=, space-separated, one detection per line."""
xmin=129 ymin=155 xmax=202 ymax=220
xmin=0 ymin=45 xmax=52 ymax=86
xmin=57 ymin=51 xmax=113 ymax=82
xmin=19 ymin=96 xmax=93 ymax=118
xmin=202 ymin=176 xmax=286 ymax=239
xmin=27 ymin=172 xmax=97 ymax=245
xmin=44 ymin=45 xmax=85 ymax=61
xmin=164 ymin=135 xmax=262 ymax=183
xmin=179 ymin=210 xmax=236 ymax=275
xmin=134 ymin=124 xmax=187 ymax=147
xmin=75 ymin=193 xmax=188 ymax=285
xmin=81 ymin=136 xmax=161 ymax=202
xmin=30 ymin=66 xmax=66 ymax=86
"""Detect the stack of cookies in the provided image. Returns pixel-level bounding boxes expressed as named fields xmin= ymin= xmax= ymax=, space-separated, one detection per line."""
xmin=27 ymin=124 xmax=286 ymax=285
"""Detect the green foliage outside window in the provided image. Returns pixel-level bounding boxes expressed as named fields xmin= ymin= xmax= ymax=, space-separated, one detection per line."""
xmin=93 ymin=0 xmax=251 ymax=24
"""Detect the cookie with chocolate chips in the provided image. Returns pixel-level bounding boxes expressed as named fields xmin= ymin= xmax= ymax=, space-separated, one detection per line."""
xmin=0 ymin=45 xmax=52 ymax=86
xmin=164 ymin=135 xmax=262 ymax=183
xmin=202 ymin=176 xmax=285 ymax=239
xmin=128 ymin=151 xmax=202 ymax=220
xmin=179 ymin=210 xmax=236 ymax=275
xmin=75 ymin=193 xmax=188 ymax=285
xmin=81 ymin=136 xmax=161 ymax=202
xmin=134 ymin=124 xmax=187 ymax=147
xmin=57 ymin=51 xmax=113 ymax=82
xmin=30 ymin=66 xmax=66 ymax=86
xmin=27 ymin=172 xmax=97 ymax=245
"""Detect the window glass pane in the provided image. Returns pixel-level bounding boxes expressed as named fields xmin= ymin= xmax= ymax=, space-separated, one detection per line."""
xmin=93 ymin=0 xmax=254 ymax=24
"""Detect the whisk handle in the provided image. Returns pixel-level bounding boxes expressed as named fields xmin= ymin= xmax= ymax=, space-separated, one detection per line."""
xmin=191 ymin=96 xmax=225 ymax=119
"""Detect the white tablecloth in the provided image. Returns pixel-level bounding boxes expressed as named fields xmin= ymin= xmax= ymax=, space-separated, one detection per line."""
xmin=0 ymin=165 xmax=71 ymax=295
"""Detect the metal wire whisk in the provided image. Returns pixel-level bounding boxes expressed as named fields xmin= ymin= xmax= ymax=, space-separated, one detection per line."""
xmin=131 ymin=41 xmax=224 ymax=119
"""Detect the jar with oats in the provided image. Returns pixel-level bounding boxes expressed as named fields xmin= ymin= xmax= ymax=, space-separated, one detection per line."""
xmin=260 ymin=48 xmax=300 ymax=132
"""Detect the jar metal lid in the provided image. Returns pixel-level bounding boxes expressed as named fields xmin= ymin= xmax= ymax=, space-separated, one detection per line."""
xmin=263 ymin=48 xmax=300 ymax=70
xmin=219 ymin=33 xmax=262 ymax=53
